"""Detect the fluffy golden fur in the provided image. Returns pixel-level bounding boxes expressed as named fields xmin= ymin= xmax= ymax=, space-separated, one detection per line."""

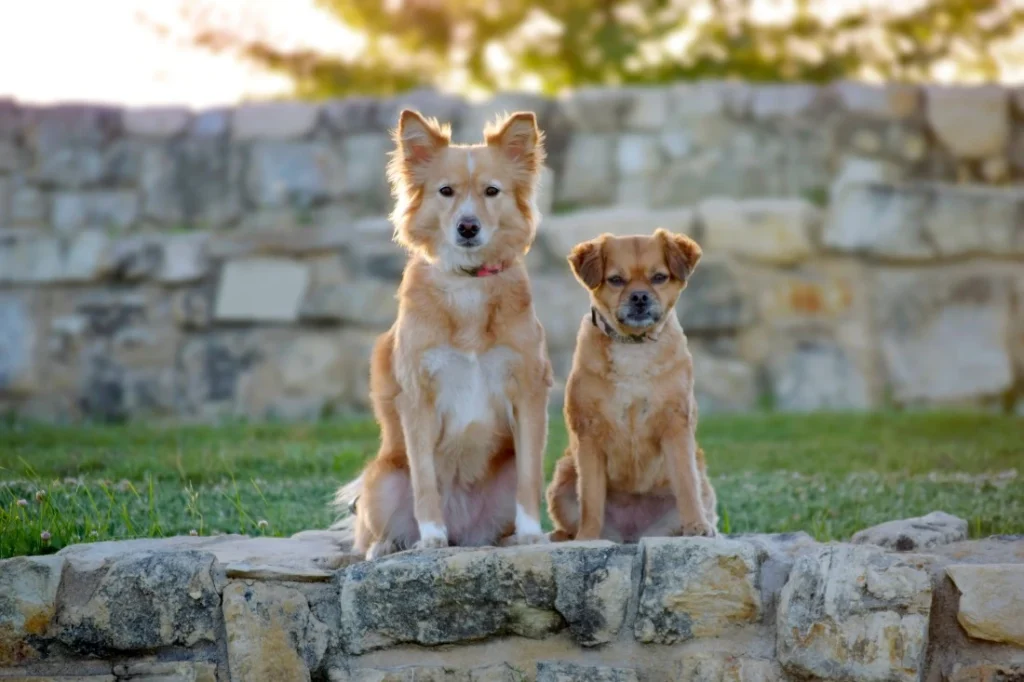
xmin=546 ymin=230 xmax=719 ymax=542
xmin=334 ymin=109 xmax=553 ymax=559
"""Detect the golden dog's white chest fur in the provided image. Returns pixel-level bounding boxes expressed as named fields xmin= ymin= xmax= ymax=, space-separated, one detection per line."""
xmin=421 ymin=345 xmax=515 ymax=437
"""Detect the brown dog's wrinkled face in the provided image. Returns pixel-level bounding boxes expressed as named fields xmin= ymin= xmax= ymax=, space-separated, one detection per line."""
xmin=568 ymin=229 xmax=702 ymax=333
xmin=387 ymin=109 xmax=546 ymax=271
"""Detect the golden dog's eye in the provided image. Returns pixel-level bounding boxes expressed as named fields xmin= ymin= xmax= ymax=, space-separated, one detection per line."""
xmin=439 ymin=186 xmax=454 ymax=197
xmin=651 ymin=273 xmax=669 ymax=284
xmin=607 ymin=275 xmax=626 ymax=286
xmin=485 ymin=186 xmax=500 ymax=197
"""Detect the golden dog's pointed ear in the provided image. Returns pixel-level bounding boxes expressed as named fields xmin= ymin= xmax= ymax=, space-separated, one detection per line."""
xmin=485 ymin=111 xmax=545 ymax=172
xmin=394 ymin=109 xmax=450 ymax=166
xmin=567 ymin=236 xmax=606 ymax=290
xmin=656 ymin=228 xmax=702 ymax=281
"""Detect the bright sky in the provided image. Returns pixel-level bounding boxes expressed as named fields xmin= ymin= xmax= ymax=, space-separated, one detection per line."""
xmin=1 ymin=0 xmax=1022 ymax=107
xmin=0 ymin=0 xmax=363 ymax=108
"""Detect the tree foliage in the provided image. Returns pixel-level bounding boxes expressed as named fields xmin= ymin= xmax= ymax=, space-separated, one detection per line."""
xmin=187 ymin=0 xmax=1024 ymax=98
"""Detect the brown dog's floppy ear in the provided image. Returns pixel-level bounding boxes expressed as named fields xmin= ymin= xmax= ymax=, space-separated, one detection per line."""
xmin=485 ymin=111 xmax=545 ymax=174
xmin=568 ymin=237 xmax=605 ymax=290
xmin=656 ymin=228 xmax=702 ymax=282
xmin=395 ymin=109 xmax=449 ymax=166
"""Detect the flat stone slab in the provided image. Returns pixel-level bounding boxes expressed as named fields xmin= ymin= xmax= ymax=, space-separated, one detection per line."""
xmin=58 ymin=531 xmax=359 ymax=579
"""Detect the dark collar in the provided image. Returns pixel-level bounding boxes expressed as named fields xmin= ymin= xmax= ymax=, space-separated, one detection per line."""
xmin=459 ymin=262 xmax=508 ymax=278
xmin=591 ymin=307 xmax=655 ymax=344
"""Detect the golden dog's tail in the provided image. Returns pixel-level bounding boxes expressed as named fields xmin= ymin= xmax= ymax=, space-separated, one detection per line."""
xmin=329 ymin=473 xmax=364 ymax=530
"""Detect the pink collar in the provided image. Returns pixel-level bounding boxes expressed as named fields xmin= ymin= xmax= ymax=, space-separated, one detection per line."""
xmin=462 ymin=262 xmax=508 ymax=278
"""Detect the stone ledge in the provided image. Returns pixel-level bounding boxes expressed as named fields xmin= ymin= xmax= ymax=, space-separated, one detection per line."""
xmin=1 ymin=515 xmax=1022 ymax=682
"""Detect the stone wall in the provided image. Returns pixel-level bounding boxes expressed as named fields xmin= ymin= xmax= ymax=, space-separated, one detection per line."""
xmin=1 ymin=83 xmax=1023 ymax=420
xmin=1 ymin=514 xmax=1022 ymax=681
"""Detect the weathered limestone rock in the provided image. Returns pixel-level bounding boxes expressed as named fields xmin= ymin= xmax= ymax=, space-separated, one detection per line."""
xmin=946 ymin=663 xmax=1024 ymax=682
xmin=946 ymin=564 xmax=1024 ymax=647
xmin=25 ymin=106 xmax=119 ymax=188
xmin=55 ymin=550 xmax=220 ymax=651
xmin=615 ymin=133 xmax=661 ymax=205
xmin=833 ymin=82 xmax=920 ymax=119
xmin=341 ymin=543 xmax=633 ymax=653
xmin=537 ymin=661 xmax=639 ymax=682
xmin=768 ymin=341 xmax=872 ymax=412
xmin=52 ymin=191 xmax=138 ymax=233
xmin=246 ymin=142 xmax=345 ymax=208
xmin=223 ymin=581 xmax=329 ymax=682
xmin=822 ymin=183 xmax=1024 ymax=259
xmin=140 ymin=139 xmax=243 ymax=228
xmin=699 ymin=198 xmax=818 ymax=265
xmin=623 ymin=87 xmax=670 ymax=131
xmin=751 ymin=84 xmax=819 ymax=119
xmin=215 ymin=258 xmax=310 ymax=323
xmin=341 ymin=664 xmax=522 ymax=682
xmin=0 ymin=294 xmax=36 ymax=395
xmin=301 ymin=277 xmax=398 ymax=328
xmin=874 ymin=269 xmax=1015 ymax=404
xmin=233 ymin=102 xmax=319 ymax=140
xmin=634 ymin=537 xmax=763 ymax=644
xmin=926 ymin=86 xmax=1009 ymax=159
xmin=322 ymin=96 xmax=380 ymax=134
xmin=114 ymin=660 xmax=218 ymax=681
xmin=691 ymin=348 xmax=759 ymax=413
xmin=540 ymin=207 xmax=695 ymax=259
xmin=560 ymin=88 xmax=631 ymax=132
xmin=777 ymin=545 xmax=932 ymax=682
xmin=123 ymin=107 xmax=191 ymax=138
xmin=158 ymin=233 xmax=208 ymax=284
xmin=556 ymin=134 xmax=616 ymax=206
xmin=676 ymin=259 xmax=756 ymax=332
xmin=831 ymin=156 xmax=902 ymax=202
xmin=0 ymin=556 xmax=64 ymax=666
xmin=852 ymin=512 xmax=968 ymax=552
xmin=529 ymin=274 xmax=591 ymax=350
xmin=0 ymin=671 xmax=116 ymax=675
xmin=676 ymin=654 xmax=787 ymax=682
xmin=341 ymin=134 xmax=391 ymax=209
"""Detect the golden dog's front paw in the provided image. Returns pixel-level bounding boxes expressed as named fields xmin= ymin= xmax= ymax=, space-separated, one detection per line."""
xmin=501 ymin=533 xmax=549 ymax=547
xmin=414 ymin=535 xmax=449 ymax=551
xmin=414 ymin=524 xmax=450 ymax=551
xmin=674 ymin=519 xmax=718 ymax=538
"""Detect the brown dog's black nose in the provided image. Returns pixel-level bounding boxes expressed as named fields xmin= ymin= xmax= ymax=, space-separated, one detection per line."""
xmin=630 ymin=291 xmax=651 ymax=307
xmin=457 ymin=217 xmax=480 ymax=240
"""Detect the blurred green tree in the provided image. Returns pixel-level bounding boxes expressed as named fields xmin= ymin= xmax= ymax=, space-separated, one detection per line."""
xmin=187 ymin=0 xmax=1024 ymax=97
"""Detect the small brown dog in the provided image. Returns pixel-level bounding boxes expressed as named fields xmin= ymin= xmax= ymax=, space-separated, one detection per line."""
xmin=333 ymin=109 xmax=553 ymax=559
xmin=546 ymin=229 xmax=718 ymax=542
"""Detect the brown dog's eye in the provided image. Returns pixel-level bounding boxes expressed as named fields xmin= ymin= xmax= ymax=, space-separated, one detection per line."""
xmin=607 ymin=275 xmax=626 ymax=286
xmin=651 ymin=273 xmax=669 ymax=284
xmin=485 ymin=186 xmax=500 ymax=197
xmin=439 ymin=186 xmax=454 ymax=197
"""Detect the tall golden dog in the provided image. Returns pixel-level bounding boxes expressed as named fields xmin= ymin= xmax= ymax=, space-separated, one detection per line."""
xmin=334 ymin=109 xmax=553 ymax=559
xmin=546 ymin=230 xmax=718 ymax=542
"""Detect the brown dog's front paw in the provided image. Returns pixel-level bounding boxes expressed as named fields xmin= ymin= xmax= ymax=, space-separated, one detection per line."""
xmin=548 ymin=530 xmax=574 ymax=543
xmin=673 ymin=520 xmax=718 ymax=538
xmin=501 ymin=533 xmax=549 ymax=547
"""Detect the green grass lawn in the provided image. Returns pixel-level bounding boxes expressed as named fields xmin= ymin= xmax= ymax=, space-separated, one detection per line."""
xmin=1 ymin=411 xmax=1022 ymax=559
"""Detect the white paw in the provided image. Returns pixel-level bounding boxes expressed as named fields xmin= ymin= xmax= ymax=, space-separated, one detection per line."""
xmin=414 ymin=535 xmax=449 ymax=551
xmin=501 ymin=532 xmax=549 ymax=547
xmin=366 ymin=540 xmax=399 ymax=560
